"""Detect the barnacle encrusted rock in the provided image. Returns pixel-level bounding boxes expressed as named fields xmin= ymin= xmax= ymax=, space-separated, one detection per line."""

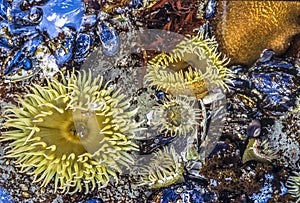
xmin=1 ymin=70 xmax=141 ymax=194
xmin=266 ymin=113 xmax=300 ymax=169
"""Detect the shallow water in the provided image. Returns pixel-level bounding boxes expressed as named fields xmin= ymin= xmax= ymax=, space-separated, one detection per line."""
xmin=0 ymin=0 xmax=299 ymax=202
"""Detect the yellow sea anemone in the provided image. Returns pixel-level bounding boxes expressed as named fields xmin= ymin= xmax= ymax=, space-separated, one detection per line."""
xmin=1 ymin=70 xmax=141 ymax=194
xmin=144 ymin=30 xmax=232 ymax=98
xmin=135 ymin=146 xmax=184 ymax=189
xmin=148 ymin=95 xmax=203 ymax=137
xmin=286 ymin=172 xmax=300 ymax=203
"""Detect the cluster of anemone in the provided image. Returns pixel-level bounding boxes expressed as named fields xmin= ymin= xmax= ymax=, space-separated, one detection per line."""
xmin=144 ymin=30 xmax=233 ymax=98
xmin=134 ymin=146 xmax=184 ymax=189
xmin=286 ymin=172 xmax=300 ymax=202
xmin=148 ymin=95 xmax=203 ymax=137
xmin=1 ymin=70 xmax=141 ymax=194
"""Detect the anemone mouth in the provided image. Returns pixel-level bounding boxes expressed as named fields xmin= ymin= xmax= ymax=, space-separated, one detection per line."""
xmin=165 ymin=104 xmax=182 ymax=127
xmin=150 ymin=95 xmax=203 ymax=137
xmin=1 ymin=70 xmax=141 ymax=194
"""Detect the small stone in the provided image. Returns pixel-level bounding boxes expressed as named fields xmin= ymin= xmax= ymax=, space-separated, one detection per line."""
xmin=40 ymin=187 xmax=45 ymax=194
xmin=20 ymin=184 xmax=28 ymax=191
xmin=22 ymin=191 xmax=30 ymax=198
xmin=176 ymin=187 xmax=184 ymax=194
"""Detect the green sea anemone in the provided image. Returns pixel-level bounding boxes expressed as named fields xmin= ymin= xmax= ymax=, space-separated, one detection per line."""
xmin=135 ymin=146 xmax=184 ymax=189
xmin=286 ymin=172 xmax=300 ymax=203
xmin=242 ymin=138 xmax=277 ymax=164
xmin=1 ymin=70 xmax=141 ymax=194
xmin=144 ymin=30 xmax=232 ymax=98
xmin=148 ymin=95 xmax=203 ymax=137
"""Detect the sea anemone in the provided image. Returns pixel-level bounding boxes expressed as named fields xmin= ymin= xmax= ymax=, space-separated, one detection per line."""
xmin=144 ymin=30 xmax=232 ymax=98
xmin=1 ymin=70 xmax=141 ymax=194
xmin=135 ymin=146 xmax=184 ymax=189
xmin=242 ymin=138 xmax=277 ymax=164
xmin=148 ymin=95 xmax=203 ymax=137
xmin=286 ymin=172 xmax=300 ymax=203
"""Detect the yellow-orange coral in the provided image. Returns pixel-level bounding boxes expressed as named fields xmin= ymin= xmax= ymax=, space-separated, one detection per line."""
xmin=213 ymin=1 xmax=300 ymax=66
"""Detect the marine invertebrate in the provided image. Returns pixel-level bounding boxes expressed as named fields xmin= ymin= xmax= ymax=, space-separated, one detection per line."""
xmin=135 ymin=146 xmax=184 ymax=189
xmin=1 ymin=70 xmax=141 ymax=194
xmin=286 ymin=172 xmax=300 ymax=203
xmin=212 ymin=1 xmax=300 ymax=65
xmin=0 ymin=0 xmax=97 ymax=80
xmin=246 ymin=103 xmax=300 ymax=168
xmin=242 ymin=138 xmax=277 ymax=164
xmin=144 ymin=30 xmax=232 ymax=98
xmin=228 ymin=53 xmax=300 ymax=118
xmin=97 ymin=22 xmax=120 ymax=57
xmin=148 ymin=95 xmax=203 ymax=137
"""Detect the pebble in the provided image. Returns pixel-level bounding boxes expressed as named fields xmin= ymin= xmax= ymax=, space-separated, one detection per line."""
xmin=20 ymin=184 xmax=28 ymax=191
xmin=40 ymin=187 xmax=45 ymax=194
xmin=22 ymin=191 xmax=30 ymax=198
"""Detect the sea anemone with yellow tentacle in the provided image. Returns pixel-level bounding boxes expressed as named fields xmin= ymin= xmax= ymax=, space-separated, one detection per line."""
xmin=144 ymin=30 xmax=232 ymax=98
xmin=135 ymin=146 xmax=184 ymax=189
xmin=287 ymin=172 xmax=300 ymax=202
xmin=148 ymin=95 xmax=203 ymax=137
xmin=1 ymin=70 xmax=141 ymax=194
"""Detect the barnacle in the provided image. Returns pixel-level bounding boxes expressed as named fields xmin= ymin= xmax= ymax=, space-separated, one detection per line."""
xmin=266 ymin=114 xmax=300 ymax=169
xmin=135 ymin=146 xmax=184 ymax=189
xmin=286 ymin=172 xmax=300 ymax=203
xmin=1 ymin=70 xmax=141 ymax=194
xmin=144 ymin=30 xmax=232 ymax=98
xmin=149 ymin=95 xmax=203 ymax=137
